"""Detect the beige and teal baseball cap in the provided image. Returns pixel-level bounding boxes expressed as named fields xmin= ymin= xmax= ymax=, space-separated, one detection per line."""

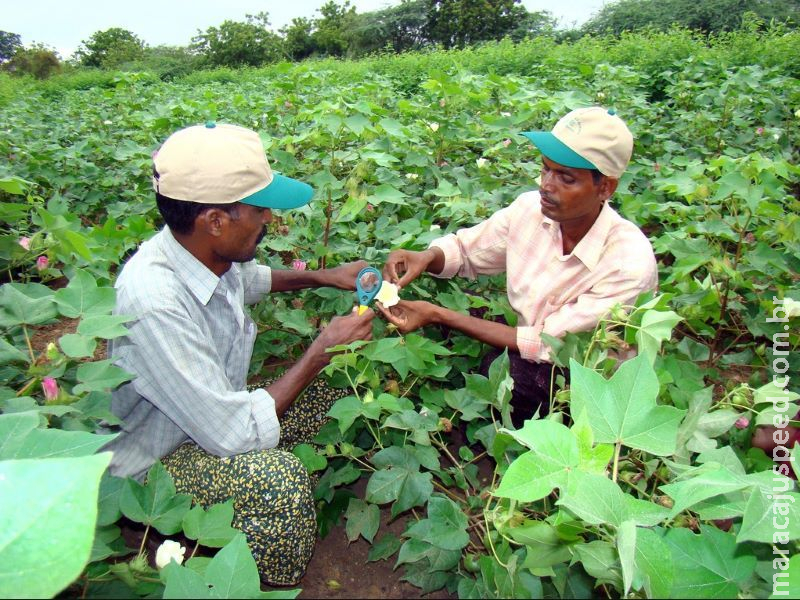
xmin=152 ymin=122 xmax=313 ymax=209
xmin=522 ymin=107 xmax=633 ymax=178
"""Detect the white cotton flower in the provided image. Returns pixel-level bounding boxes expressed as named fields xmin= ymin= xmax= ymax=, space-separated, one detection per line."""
xmin=784 ymin=298 xmax=800 ymax=318
xmin=597 ymin=92 xmax=606 ymax=100
xmin=405 ymin=173 xmax=419 ymax=180
xmin=795 ymin=109 xmax=800 ymax=119
xmin=428 ymin=122 xmax=440 ymax=132
xmin=375 ymin=281 xmax=400 ymax=307
xmin=773 ymin=133 xmax=781 ymax=140
xmin=500 ymin=111 xmax=511 ymax=117
xmin=155 ymin=540 xmax=186 ymax=569
xmin=429 ymin=224 xmax=441 ymax=231
xmin=103 ymin=120 xmax=112 ymax=125
xmin=476 ymin=158 xmax=488 ymax=168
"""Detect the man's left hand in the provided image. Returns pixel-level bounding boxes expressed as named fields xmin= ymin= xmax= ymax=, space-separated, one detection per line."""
xmin=375 ymin=299 xmax=436 ymax=333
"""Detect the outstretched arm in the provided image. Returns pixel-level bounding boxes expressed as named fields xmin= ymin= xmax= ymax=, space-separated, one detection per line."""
xmin=376 ymin=299 xmax=519 ymax=352
xmin=270 ymin=260 xmax=369 ymax=292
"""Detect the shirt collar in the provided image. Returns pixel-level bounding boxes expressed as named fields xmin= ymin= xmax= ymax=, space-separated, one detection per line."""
xmin=570 ymin=201 xmax=615 ymax=271
xmin=160 ymin=227 xmax=220 ymax=305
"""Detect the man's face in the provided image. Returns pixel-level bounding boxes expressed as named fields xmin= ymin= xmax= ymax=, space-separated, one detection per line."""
xmin=216 ymin=203 xmax=272 ymax=263
xmin=538 ymin=156 xmax=614 ymax=226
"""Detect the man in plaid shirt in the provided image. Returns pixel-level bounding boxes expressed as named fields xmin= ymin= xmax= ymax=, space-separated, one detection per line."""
xmin=380 ymin=107 xmax=657 ymax=425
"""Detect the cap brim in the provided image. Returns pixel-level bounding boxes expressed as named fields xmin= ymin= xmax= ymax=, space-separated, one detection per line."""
xmin=240 ymin=173 xmax=314 ymax=209
xmin=521 ymin=131 xmax=597 ymax=171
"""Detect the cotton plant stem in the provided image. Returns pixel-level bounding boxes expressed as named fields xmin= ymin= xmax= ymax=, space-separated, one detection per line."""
xmin=612 ymin=441 xmax=622 ymax=483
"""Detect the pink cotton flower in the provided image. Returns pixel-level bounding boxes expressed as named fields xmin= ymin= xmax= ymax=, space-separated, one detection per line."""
xmin=42 ymin=377 xmax=59 ymax=403
xmin=366 ymin=204 xmax=374 ymax=212
xmin=439 ymin=99 xmax=446 ymax=107
xmin=292 ymin=259 xmax=307 ymax=271
xmin=735 ymin=416 xmax=750 ymax=430
xmin=502 ymin=139 xmax=511 ymax=148
xmin=36 ymin=256 xmax=49 ymax=271
xmin=19 ymin=237 xmax=31 ymax=250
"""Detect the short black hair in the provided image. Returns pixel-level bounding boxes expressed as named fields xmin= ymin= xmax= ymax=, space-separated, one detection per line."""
xmin=155 ymin=192 xmax=240 ymax=235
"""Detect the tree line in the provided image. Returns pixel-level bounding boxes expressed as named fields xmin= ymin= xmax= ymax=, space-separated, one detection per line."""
xmin=1 ymin=0 xmax=798 ymax=80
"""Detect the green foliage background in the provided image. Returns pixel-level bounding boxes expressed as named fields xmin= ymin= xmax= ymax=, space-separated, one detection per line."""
xmin=0 ymin=24 xmax=799 ymax=599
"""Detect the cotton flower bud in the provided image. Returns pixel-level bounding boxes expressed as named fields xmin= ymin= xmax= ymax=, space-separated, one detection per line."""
xmin=734 ymin=416 xmax=750 ymax=430
xmin=155 ymin=540 xmax=186 ymax=569
xmin=18 ymin=237 xmax=31 ymax=250
xmin=375 ymin=281 xmax=400 ymax=308
xmin=46 ymin=342 xmax=60 ymax=361
xmin=428 ymin=122 xmax=439 ymax=132
xmin=36 ymin=256 xmax=49 ymax=271
xmin=292 ymin=259 xmax=307 ymax=271
xmin=42 ymin=377 xmax=59 ymax=403
xmin=439 ymin=99 xmax=446 ymax=107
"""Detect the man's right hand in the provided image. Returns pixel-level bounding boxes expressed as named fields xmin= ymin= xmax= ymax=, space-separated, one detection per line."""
xmin=312 ymin=307 xmax=375 ymax=361
xmin=383 ymin=248 xmax=441 ymax=289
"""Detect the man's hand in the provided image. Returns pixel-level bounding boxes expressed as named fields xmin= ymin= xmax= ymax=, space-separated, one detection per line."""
xmin=313 ymin=307 xmax=375 ymax=356
xmin=383 ymin=249 xmax=441 ymax=289
xmin=375 ymin=299 xmax=437 ymax=334
xmin=323 ymin=260 xmax=369 ymax=291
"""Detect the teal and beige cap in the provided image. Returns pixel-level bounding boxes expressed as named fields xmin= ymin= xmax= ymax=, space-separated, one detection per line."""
xmin=152 ymin=121 xmax=313 ymax=209
xmin=522 ymin=107 xmax=634 ymax=178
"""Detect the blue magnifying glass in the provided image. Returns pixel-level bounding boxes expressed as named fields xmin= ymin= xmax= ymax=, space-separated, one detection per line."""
xmin=355 ymin=266 xmax=382 ymax=315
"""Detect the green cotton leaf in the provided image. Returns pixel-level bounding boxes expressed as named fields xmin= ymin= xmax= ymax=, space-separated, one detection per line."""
xmin=96 ymin=472 xmax=125 ymax=527
xmin=383 ymin=409 xmax=439 ymax=434
xmin=0 ymin=426 xmax=116 ymax=460
xmin=162 ymin=562 xmax=214 ymax=599
xmin=443 ymin=387 xmax=488 ymax=421
xmin=344 ymin=498 xmax=380 ymax=543
xmin=430 ymin=179 xmax=460 ymax=197
xmin=737 ymin=485 xmax=800 ymax=544
xmin=0 ymin=176 xmax=32 ymax=195
xmin=513 ymin=521 xmax=574 ymax=570
xmin=0 ymin=337 xmax=28 ymax=365
xmin=660 ymin=464 xmax=751 ymax=515
xmin=419 ymin=496 xmax=470 ymax=551
xmin=76 ymin=314 xmax=130 ymax=339
xmin=634 ymin=309 xmax=682 ymax=362
xmin=0 ymin=412 xmax=38 ymax=459
xmin=182 ymin=500 xmax=239 ymax=548
xmin=377 ymin=117 xmax=407 ymax=138
xmin=366 ymin=184 xmax=406 ymax=205
xmin=344 ymin=114 xmax=372 ymax=136
xmin=616 ymin=520 xmax=637 ymax=595
xmin=119 ymin=461 xmax=192 ymax=534
xmin=574 ymin=540 xmax=623 ymax=589
xmin=0 ymin=282 xmax=58 ymax=328
xmin=632 ymin=527 xmax=673 ymax=599
xmin=337 ymin=195 xmax=369 ymax=222
xmin=59 ymin=332 xmax=98 ymax=358
xmin=272 ymin=307 xmax=315 ymax=336
xmin=53 ymin=269 xmax=116 ymax=318
xmin=326 ymin=395 xmax=365 ymax=434
xmin=558 ymin=471 xmax=630 ymax=528
xmin=494 ymin=420 xmax=580 ymax=502
xmin=368 ymin=533 xmax=402 ymax=562
xmin=663 ymin=526 xmax=757 ymax=598
xmin=204 ymin=533 xmax=272 ymax=599
xmin=73 ymin=359 xmax=135 ymax=394
xmin=569 ymin=354 xmax=686 ymax=456
xmin=366 ymin=447 xmax=433 ymax=518
xmin=0 ymin=453 xmax=112 ymax=599
xmin=292 ymin=443 xmax=327 ymax=474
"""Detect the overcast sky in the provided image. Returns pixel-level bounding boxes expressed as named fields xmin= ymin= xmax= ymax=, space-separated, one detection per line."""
xmin=4 ymin=1 xmax=608 ymax=59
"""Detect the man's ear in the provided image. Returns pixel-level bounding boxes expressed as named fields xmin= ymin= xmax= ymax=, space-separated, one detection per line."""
xmin=195 ymin=208 xmax=229 ymax=237
xmin=599 ymin=176 xmax=619 ymax=201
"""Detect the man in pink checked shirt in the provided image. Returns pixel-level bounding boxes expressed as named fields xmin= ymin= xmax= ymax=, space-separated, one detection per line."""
xmin=379 ymin=107 xmax=658 ymax=426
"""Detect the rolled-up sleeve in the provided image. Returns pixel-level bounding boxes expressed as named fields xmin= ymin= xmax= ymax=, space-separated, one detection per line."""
xmin=428 ymin=204 xmax=513 ymax=279
xmin=122 ymin=305 xmax=280 ymax=456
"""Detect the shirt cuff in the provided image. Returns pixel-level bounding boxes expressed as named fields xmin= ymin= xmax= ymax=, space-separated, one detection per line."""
xmin=428 ymin=235 xmax=462 ymax=279
xmin=516 ymin=325 xmax=552 ymax=363
xmin=248 ymin=388 xmax=280 ymax=449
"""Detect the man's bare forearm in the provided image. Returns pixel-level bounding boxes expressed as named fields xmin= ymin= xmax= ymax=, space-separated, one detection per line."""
xmin=428 ymin=304 xmax=519 ymax=352
xmin=266 ymin=341 xmax=330 ymax=416
xmin=270 ymin=269 xmax=332 ymax=292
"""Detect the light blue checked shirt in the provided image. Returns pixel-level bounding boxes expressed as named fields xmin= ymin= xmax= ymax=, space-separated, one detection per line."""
xmin=103 ymin=227 xmax=279 ymax=481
